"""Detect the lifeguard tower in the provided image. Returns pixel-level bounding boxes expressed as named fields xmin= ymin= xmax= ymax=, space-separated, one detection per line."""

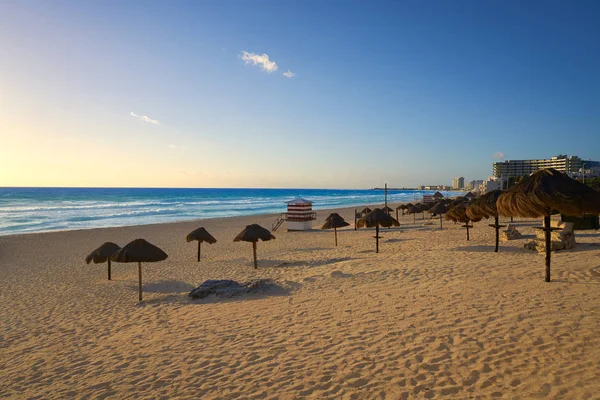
xmin=272 ymin=198 xmax=317 ymax=231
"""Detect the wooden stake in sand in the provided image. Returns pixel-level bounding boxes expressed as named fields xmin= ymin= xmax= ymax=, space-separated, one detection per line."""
xmin=322 ymin=213 xmax=350 ymax=247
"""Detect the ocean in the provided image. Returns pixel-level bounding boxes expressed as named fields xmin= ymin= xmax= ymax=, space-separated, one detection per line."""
xmin=0 ymin=187 xmax=460 ymax=236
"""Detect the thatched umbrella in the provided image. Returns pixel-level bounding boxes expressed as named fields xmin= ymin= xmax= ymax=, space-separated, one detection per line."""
xmin=360 ymin=207 xmax=372 ymax=217
xmin=322 ymin=213 xmax=350 ymax=246
xmin=429 ymin=203 xmax=449 ymax=229
xmin=433 ymin=191 xmax=444 ymax=200
xmin=446 ymin=202 xmax=481 ymax=240
xmin=451 ymin=197 xmax=466 ymax=206
xmin=497 ymin=168 xmax=600 ymax=282
xmin=396 ymin=204 xmax=407 ymax=219
xmin=85 ymin=242 xmax=121 ymax=281
xmin=233 ymin=224 xmax=276 ymax=269
xmin=110 ymin=239 xmax=168 ymax=301
xmin=382 ymin=206 xmax=394 ymax=215
xmin=357 ymin=208 xmax=400 ymax=253
xmin=464 ymin=192 xmax=476 ymax=200
xmin=186 ymin=227 xmax=217 ymax=261
xmin=466 ymin=190 xmax=504 ymax=252
xmin=408 ymin=205 xmax=420 ymax=223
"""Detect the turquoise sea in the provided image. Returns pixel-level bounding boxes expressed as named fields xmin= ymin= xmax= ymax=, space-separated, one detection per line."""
xmin=0 ymin=187 xmax=460 ymax=236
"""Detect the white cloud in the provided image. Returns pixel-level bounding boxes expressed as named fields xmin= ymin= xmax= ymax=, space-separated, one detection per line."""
xmin=492 ymin=152 xmax=506 ymax=159
xmin=240 ymin=51 xmax=278 ymax=73
xmin=282 ymin=70 xmax=296 ymax=78
xmin=130 ymin=112 xmax=160 ymax=125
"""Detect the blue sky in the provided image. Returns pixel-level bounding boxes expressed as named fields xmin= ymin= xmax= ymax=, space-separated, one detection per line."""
xmin=1 ymin=0 xmax=599 ymax=188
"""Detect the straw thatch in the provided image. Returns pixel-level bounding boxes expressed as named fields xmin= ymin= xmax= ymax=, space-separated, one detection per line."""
xmin=111 ymin=239 xmax=168 ymax=263
xmin=357 ymin=208 xmax=400 ymax=229
xmin=110 ymin=239 xmax=168 ymax=301
xmin=186 ymin=227 xmax=217 ymax=244
xmin=466 ymin=190 xmax=503 ymax=220
xmin=464 ymin=192 xmax=476 ymax=200
xmin=433 ymin=191 xmax=444 ymax=199
xmin=429 ymin=202 xmax=449 ymax=215
xmin=86 ymin=242 xmax=120 ymax=264
xmin=322 ymin=213 xmax=350 ymax=229
xmin=497 ymin=169 xmax=600 ymax=218
xmin=85 ymin=242 xmax=121 ymax=281
xmin=445 ymin=202 xmax=481 ymax=223
xmin=397 ymin=204 xmax=407 ymax=210
xmin=381 ymin=206 xmax=394 ymax=214
xmin=234 ymin=224 xmax=276 ymax=243
xmin=234 ymin=224 xmax=275 ymax=269
xmin=186 ymin=227 xmax=217 ymax=261
xmin=451 ymin=197 xmax=466 ymax=206
xmin=360 ymin=207 xmax=373 ymax=216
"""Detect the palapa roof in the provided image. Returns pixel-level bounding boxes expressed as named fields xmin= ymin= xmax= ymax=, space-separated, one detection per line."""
xmin=286 ymin=198 xmax=313 ymax=205
xmin=322 ymin=213 xmax=350 ymax=229
xmin=397 ymin=204 xmax=407 ymax=210
xmin=85 ymin=242 xmax=120 ymax=264
xmin=497 ymin=168 xmax=600 ymax=218
xmin=233 ymin=224 xmax=276 ymax=243
xmin=408 ymin=205 xmax=421 ymax=214
xmin=110 ymin=239 xmax=168 ymax=263
xmin=433 ymin=191 xmax=444 ymax=198
xmin=360 ymin=207 xmax=373 ymax=214
xmin=466 ymin=190 xmax=503 ymax=220
xmin=381 ymin=206 xmax=394 ymax=213
xmin=428 ymin=202 xmax=449 ymax=215
xmin=445 ymin=202 xmax=481 ymax=223
xmin=356 ymin=208 xmax=400 ymax=228
xmin=464 ymin=192 xmax=476 ymax=199
xmin=186 ymin=227 xmax=217 ymax=244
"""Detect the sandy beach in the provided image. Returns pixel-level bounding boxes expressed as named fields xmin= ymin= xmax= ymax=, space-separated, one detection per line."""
xmin=1 ymin=205 xmax=600 ymax=399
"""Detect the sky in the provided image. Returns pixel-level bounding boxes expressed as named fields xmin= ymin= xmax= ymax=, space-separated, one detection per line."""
xmin=1 ymin=0 xmax=600 ymax=189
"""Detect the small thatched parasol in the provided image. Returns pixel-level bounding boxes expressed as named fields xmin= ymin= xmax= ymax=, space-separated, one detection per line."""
xmin=451 ymin=197 xmax=466 ymax=206
xmin=396 ymin=204 xmax=408 ymax=219
xmin=86 ymin=242 xmax=121 ymax=281
xmin=464 ymin=192 xmax=476 ymax=200
xmin=497 ymin=168 xmax=600 ymax=282
xmin=446 ymin=202 xmax=481 ymax=240
xmin=233 ymin=224 xmax=276 ymax=269
xmin=408 ymin=205 xmax=421 ymax=223
xmin=357 ymin=208 xmax=400 ymax=253
xmin=110 ymin=239 xmax=168 ymax=301
xmin=382 ymin=206 xmax=394 ymax=215
xmin=466 ymin=190 xmax=504 ymax=252
xmin=433 ymin=191 xmax=444 ymax=199
xmin=360 ymin=207 xmax=373 ymax=217
xmin=186 ymin=227 xmax=217 ymax=261
xmin=429 ymin=202 xmax=449 ymax=229
xmin=322 ymin=213 xmax=350 ymax=246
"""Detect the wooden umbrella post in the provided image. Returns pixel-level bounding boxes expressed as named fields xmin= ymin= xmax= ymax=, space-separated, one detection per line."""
xmin=396 ymin=209 xmax=398 ymax=222
xmin=466 ymin=217 xmax=470 ymax=241
xmin=334 ymin=226 xmax=338 ymax=246
xmin=138 ymin=261 xmax=143 ymax=302
xmin=107 ymin=259 xmax=111 ymax=281
xmin=439 ymin=214 xmax=443 ymax=229
xmin=544 ymin=215 xmax=551 ymax=282
xmin=375 ymin=224 xmax=380 ymax=253
xmin=197 ymin=242 xmax=201 ymax=262
xmin=354 ymin=209 xmax=357 ymax=231
xmin=494 ymin=216 xmax=500 ymax=253
xmin=253 ymin=241 xmax=257 ymax=269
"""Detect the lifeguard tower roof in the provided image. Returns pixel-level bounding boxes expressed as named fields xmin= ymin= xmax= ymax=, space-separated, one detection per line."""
xmin=286 ymin=198 xmax=313 ymax=205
